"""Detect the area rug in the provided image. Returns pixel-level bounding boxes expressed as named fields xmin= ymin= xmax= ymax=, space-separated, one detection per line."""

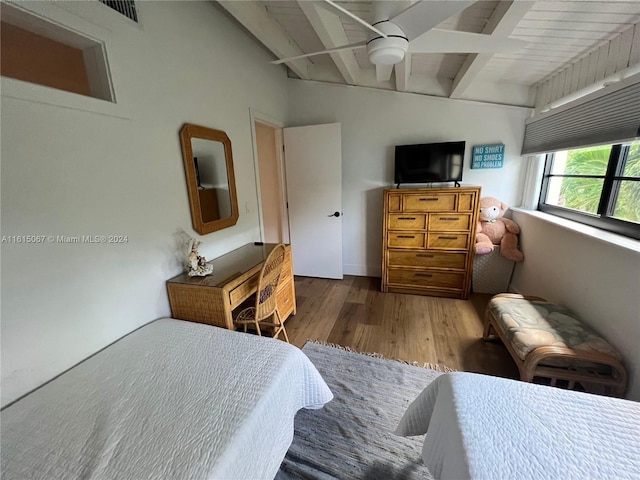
xmin=276 ymin=342 xmax=453 ymax=480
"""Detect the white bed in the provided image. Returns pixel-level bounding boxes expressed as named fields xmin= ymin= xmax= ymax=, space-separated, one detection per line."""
xmin=396 ymin=372 xmax=640 ymax=480
xmin=1 ymin=318 xmax=333 ymax=480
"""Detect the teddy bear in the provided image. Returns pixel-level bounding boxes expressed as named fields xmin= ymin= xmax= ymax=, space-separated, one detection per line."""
xmin=475 ymin=197 xmax=524 ymax=262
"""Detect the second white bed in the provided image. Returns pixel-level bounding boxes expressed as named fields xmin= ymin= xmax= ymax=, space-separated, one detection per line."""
xmin=396 ymin=372 xmax=640 ymax=480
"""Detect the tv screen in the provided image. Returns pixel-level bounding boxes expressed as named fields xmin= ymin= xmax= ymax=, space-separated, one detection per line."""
xmin=394 ymin=141 xmax=465 ymax=186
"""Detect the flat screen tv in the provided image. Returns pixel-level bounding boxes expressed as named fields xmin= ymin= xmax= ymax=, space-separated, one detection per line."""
xmin=394 ymin=141 xmax=465 ymax=187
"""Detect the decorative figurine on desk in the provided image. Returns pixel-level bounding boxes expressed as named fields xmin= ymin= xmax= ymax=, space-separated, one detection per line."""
xmin=186 ymin=237 xmax=213 ymax=277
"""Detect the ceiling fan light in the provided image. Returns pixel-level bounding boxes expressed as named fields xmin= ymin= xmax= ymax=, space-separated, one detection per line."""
xmin=369 ymin=45 xmax=405 ymax=65
xmin=367 ymin=36 xmax=408 ymax=65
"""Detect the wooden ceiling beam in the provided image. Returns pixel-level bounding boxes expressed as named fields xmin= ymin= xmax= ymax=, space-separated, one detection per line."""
xmin=395 ymin=53 xmax=411 ymax=92
xmin=218 ymin=1 xmax=311 ymax=80
xmin=297 ymin=1 xmax=360 ymax=85
xmin=450 ymin=1 xmax=534 ymax=99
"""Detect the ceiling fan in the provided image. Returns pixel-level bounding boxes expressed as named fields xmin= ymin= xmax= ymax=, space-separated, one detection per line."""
xmin=272 ymin=0 xmax=528 ymax=82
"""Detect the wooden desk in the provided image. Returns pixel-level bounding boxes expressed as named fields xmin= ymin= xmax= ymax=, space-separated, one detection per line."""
xmin=166 ymin=243 xmax=296 ymax=330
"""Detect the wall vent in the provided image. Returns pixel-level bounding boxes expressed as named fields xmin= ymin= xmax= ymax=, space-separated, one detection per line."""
xmin=98 ymin=0 xmax=138 ymax=23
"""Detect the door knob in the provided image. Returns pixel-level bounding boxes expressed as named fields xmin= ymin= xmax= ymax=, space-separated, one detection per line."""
xmin=328 ymin=211 xmax=341 ymax=217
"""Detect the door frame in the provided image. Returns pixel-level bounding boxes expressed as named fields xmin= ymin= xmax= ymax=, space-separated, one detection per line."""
xmin=249 ymin=108 xmax=290 ymax=244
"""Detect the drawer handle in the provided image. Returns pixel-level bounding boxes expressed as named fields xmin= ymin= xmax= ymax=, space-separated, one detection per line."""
xmin=419 ymin=198 xmax=438 ymax=202
xmin=397 ymin=235 xmax=415 ymax=239
xmin=439 ymin=217 xmax=459 ymax=221
xmin=398 ymin=217 xmax=416 ymax=220
xmin=415 ymin=273 xmax=433 ymax=278
xmin=415 ymin=254 xmax=434 ymax=258
xmin=438 ymin=236 xmax=458 ymax=240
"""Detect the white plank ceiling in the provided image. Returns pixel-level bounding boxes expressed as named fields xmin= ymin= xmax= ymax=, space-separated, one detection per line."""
xmin=218 ymin=1 xmax=640 ymax=109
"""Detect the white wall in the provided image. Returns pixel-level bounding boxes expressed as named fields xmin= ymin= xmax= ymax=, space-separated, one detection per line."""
xmin=286 ymin=81 xmax=531 ymax=276
xmin=510 ymin=212 xmax=640 ymax=400
xmin=0 ymin=1 xmax=289 ymax=406
xmin=4 ymin=0 xmax=636 ymax=411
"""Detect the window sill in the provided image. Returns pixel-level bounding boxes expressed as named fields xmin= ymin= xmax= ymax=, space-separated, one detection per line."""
xmin=511 ymin=207 xmax=640 ymax=254
xmin=1 ymin=77 xmax=130 ymax=119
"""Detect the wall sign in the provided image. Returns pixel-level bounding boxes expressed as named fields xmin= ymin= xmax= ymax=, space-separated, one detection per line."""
xmin=471 ymin=144 xmax=505 ymax=169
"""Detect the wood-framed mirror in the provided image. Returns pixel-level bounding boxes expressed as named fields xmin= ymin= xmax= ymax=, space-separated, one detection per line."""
xmin=179 ymin=123 xmax=239 ymax=234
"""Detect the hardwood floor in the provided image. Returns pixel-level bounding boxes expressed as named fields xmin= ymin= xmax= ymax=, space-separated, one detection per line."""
xmin=286 ymin=275 xmax=519 ymax=380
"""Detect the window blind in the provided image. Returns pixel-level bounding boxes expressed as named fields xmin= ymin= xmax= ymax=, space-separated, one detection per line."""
xmin=521 ymin=81 xmax=640 ymax=155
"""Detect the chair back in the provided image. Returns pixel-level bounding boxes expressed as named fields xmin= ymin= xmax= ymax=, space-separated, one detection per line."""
xmin=254 ymin=244 xmax=286 ymax=322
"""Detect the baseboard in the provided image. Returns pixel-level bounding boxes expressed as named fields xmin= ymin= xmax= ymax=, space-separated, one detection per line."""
xmin=343 ymin=264 xmax=381 ymax=277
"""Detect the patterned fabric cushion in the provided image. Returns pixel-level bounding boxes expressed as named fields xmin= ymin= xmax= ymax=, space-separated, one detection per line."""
xmin=488 ymin=296 xmax=621 ymax=361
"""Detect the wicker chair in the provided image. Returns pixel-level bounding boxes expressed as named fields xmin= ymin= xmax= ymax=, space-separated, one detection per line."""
xmin=234 ymin=243 xmax=289 ymax=343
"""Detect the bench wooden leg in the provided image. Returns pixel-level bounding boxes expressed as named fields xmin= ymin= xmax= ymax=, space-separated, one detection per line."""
xmin=482 ymin=312 xmax=495 ymax=340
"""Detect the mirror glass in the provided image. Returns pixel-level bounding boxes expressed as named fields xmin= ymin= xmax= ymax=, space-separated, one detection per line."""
xmin=180 ymin=124 xmax=239 ymax=234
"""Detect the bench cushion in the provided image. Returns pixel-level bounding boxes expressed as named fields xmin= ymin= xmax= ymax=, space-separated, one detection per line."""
xmin=488 ymin=296 xmax=621 ymax=362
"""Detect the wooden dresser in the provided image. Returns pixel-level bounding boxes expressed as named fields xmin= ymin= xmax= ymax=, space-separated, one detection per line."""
xmin=167 ymin=243 xmax=296 ymax=330
xmin=381 ymin=186 xmax=481 ymax=299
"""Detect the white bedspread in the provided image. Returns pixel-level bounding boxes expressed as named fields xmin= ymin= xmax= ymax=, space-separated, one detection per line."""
xmin=1 ymin=318 xmax=333 ymax=480
xmin=396 ymin=372 xmax=640 ymax=480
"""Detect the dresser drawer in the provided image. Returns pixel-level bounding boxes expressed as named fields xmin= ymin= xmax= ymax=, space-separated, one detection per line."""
xmin=279 ymin=259 xmax=292 ymax=285
xmin=276 ymin=279 xmax=295 ymax=320
xmin=388 ymin=214 xmax=426 ymax=230
xmin=387 ymin=268 xmax=465 ymax=289
xmin=387 ymin=193 xmax=402 ymax=212
xmin=428 ymin=213 xmax=472 ymax=231
xmin=426 ymin=232 xmax=470 ymax=249
xmin=458 ymin=192 xmax=476 ymax=212
xmin=229 ymin=272 xmax=259 ymax=306
xmin=387 ymin=250 xmax=466 ymax=269
xmin=387 ymin=232 xmax=425 ymax=249
xmin=403 ymin=193 xmax=456 ymax=212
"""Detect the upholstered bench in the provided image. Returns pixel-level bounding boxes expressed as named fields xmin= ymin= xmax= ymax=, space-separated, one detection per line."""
xmin=483 ymin=293 xmax=627 ymax=397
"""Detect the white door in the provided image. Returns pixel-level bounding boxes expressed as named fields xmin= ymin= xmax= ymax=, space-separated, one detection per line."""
xmin=284 ymin=123 xmax=343 ymax=279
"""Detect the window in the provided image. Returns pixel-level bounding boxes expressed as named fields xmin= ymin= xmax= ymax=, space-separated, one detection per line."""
xmin=0 ymin=2 xmax=113 ymax=102
xmin=539 ymin=140 xmax=640 ymax=240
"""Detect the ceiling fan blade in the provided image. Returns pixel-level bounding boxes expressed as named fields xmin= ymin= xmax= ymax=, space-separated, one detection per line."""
xmin=408 ymin=29 xmax=528 ymax=54
xmin=376 ymin=64 xmax=394 ymax=83
xmin=270 ymin=42 xmax=366 ymax=65
xmin=390 ymin=1 xmax=476 ymax=42
xmin=322 ymin=0 xmax=387 ymax=39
